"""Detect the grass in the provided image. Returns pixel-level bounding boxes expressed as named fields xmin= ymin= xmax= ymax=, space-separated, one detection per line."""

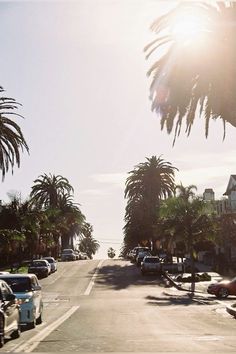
xmin=3 ymin=266 xmax=28 ymax=274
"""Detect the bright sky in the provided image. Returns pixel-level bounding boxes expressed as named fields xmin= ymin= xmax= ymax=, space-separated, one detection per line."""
xmin=0 ymin=1 xmax=236 ymax=259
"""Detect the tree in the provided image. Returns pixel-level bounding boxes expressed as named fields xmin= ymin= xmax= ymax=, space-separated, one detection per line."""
xmin=175 ymin=183 xmax=197 ymax=201
xmin=79 ymin=223 xmax=100 ymax=259
xmin=30 ymin=173 xmax=74 ymax=209
xmin=0 ymin=87 xmax=29 ymax=180
xmin=145 ymin=2 xmax=236 ymax=142
xmin=107 ymin=247 xmax=116 ymax=259
xmin=124 ymin=156 xmax=177 ymax=248
xmin=160 ymin=194 xmax=215 ymax=293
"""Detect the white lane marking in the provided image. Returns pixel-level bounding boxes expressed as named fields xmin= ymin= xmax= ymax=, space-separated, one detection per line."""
xmin=84 ymin=260 xmax=104 ymax=296
xmin=13 ymin=305 xmax=80 ymax=353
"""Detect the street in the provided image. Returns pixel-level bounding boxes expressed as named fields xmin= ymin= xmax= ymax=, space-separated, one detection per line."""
xmin=2 ymin=259 xmax=236 ymax=353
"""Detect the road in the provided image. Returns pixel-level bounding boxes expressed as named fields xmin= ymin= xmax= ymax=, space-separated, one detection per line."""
xmin=2 ymin=259 xmax=236 ymax=353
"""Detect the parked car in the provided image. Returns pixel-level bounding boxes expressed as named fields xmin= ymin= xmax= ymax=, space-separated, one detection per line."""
xmin=61 ymin=249 xmax=76 ymax=261
xmin=136 ymin=250 xmax=151 ymax=266
xmin=207 ymin=277 xmax=236 ymax=298
xmin=0 ymin=274 xmax=43 ymax=329
xmin=43 ymin=257 xmax=57 ymax=272
xmin=73 ymin=251 xmax=80 ymax=260
xmin=0 ymin=279 xmax=21 ymax=347
xmin=28 ymin=259 xmax=51 ymax=278
xmin=129 ymin=247 xmax=150 ymax=263
xmin=80 ymin=252 xmax=88 ymax=260
xmin=141 ymin=256 xmax=161 ymax=275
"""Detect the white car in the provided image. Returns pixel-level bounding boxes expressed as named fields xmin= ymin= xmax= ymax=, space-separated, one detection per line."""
xmin=0 ymin=274 xmax=43 ymax=329
xmin=43 ymin=257 xmax=57 ymax=272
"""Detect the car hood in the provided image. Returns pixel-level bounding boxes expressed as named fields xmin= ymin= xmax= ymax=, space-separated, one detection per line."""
xmin=13 ymin=292 xmax=33 ymax=299
xmin=209 ymin=281 xmax=230 ymax=287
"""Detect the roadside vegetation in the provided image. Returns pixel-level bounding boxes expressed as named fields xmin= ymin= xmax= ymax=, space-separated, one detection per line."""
xmin=122 ymin=155 xmax=236 ymax=281
xmin=0 ymin=173 xmax=99 ymax=268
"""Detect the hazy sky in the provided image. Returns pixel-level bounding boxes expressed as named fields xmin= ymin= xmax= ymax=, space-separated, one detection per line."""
xmin=1 ymin=1 xmax=236 ymax=258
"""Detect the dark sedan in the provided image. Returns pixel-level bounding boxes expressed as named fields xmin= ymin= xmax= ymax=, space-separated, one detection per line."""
xmin=28 ymin=260 xmax=50 ymax=278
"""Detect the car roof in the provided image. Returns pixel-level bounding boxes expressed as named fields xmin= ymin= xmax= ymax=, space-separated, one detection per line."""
xmin=31 ymin=259 xmax=48 ymax=262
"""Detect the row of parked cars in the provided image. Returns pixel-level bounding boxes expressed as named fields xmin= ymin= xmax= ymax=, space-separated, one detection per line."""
xmin=28 ymin=256 xmax=57 ymax=278
xmin=0 ymin=249 xmax=90 ymax=347
xmin=0 ymin=272 xmax=43 ymax=347
xmin=0 ymin=256 xmax=59 ymax=347
xmin=61 ymin=249 xmax=88 ymax=262
xmin=128 ymin=246 xmax=236 ymax=300
xmin=128 ymin=247 xmax=184 ymax=275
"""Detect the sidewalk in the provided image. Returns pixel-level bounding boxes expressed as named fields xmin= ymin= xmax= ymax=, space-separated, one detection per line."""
xmin=162 ymin=266 xmax=236 ymax=317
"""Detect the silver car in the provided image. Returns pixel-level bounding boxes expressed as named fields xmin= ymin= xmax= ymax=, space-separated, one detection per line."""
xmin=0 ymin=279 xmax=21 ymax=347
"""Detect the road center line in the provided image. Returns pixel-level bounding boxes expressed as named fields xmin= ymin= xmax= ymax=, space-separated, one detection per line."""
xmin=14 ymin=305 xmax=80 ymax=353
xmin=84 ymin=260 xmax=104 ymax=296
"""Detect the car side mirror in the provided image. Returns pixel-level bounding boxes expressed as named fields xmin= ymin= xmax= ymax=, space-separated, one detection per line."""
xmin=32 ymin=285 xmax=41 ymax=291
xmin=5 ymin=293 xmax=16 ymax=301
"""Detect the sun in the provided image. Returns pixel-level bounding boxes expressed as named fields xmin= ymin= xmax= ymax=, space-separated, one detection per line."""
xmin=171 ymin=12 xmax=208 ymax=44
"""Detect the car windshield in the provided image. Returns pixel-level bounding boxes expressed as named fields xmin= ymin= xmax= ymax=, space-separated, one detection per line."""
xmin=45 ymin=258 xmax=53 ymax=263
xmin=145 ymin=258 xmax=160 ymax=263
xmin=62 ymin=250 xmax=73 ymax=254
xmin=31 ymin=261 xmax=46 ymax=267
xmin=1 ymin=277 xmax=32 ymax=292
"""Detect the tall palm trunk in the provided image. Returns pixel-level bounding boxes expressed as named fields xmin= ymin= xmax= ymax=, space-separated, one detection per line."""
xmin=188 ymin=231 xmax=196 ymax=295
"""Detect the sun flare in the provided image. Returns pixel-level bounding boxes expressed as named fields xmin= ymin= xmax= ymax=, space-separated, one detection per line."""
xmin=171 ymin=12 xmax=208 ymax=44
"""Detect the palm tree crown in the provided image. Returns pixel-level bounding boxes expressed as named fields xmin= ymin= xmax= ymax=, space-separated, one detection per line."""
xmin=0 ymin=87 xmax=29 ymax=180
xmin=125 ymin=156 xmax=177 ymax=205
xmin=175 ymin=183 xmax=197 ymax=201
xmin=145 ymin=2 xmax=236 ymax=142
xmin=30 ymin=173 xmax=74 ymax=209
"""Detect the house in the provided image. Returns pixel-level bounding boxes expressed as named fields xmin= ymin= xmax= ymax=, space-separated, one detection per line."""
xmin=223 ymin=174 xmax=236 ymax=212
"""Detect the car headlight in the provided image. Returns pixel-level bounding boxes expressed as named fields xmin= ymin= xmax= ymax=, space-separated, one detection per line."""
xmin=17 ymin=298 xmax=31 ymax=304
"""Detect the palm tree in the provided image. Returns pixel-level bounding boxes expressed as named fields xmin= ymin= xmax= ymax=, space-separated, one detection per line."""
xmin=145 ymin=2 xmax=236 ymax=142
xmin=30 ymin=173 xmax=74 ymax=209
xmin=124 ymin=156 xmax=178 ymax=248
xmin=0 ymin=87 xmax=29 ymax=179
xmin=79 ymin=223 xmax=100 ymax=259
xmin=175 ymin=183 xmax=197 ymax=201
xmin=160 ymin=195 xmax=215 ymax=293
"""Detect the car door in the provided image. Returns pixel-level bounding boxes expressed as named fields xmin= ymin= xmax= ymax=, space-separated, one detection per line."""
xmin=1 ymin=282 xmax=17 ymax=332
xmin=31 ymin=276 xmax=41 ymax=318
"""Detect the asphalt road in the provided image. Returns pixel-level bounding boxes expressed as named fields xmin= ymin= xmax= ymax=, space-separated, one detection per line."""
xmin=2 ymin=259 xmax=236 ymax=353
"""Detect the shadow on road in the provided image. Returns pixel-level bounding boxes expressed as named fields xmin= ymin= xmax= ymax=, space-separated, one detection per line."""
xmin=93 ymin=261 xmax=163 ymax=290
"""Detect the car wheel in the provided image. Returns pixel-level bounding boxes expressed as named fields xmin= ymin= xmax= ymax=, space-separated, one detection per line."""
xmin=36 ymin=313 xmax=42 ymax=325
xmin=0 ymin=316 xmax=4 ymax=348
xmin=11 ymin=323 xmax=21 ymax=339
xmin=217 ymin=287 xmax=229 ymax=298
xmin=28 ymin=318 xmax=36 ymax=329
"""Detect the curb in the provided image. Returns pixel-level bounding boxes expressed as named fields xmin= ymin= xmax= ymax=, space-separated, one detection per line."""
xmin=226 ymin=303 xmax=236 ymax=318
